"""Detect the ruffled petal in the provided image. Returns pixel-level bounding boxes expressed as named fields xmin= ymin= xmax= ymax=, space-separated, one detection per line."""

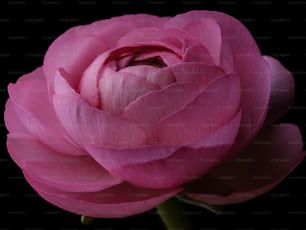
xmin=86 ymin=113 xmax=241 ymax=189
xmin=263 ymin=56 xmax=295 ymax=125
xmin=7 ymin=134 xmax=121 ymax=192
xmin=8 ymin=68 xmax=84 ymax=156
xmin=25 ymin=174 xmax=181 ymax=218
xmin=184 ymin=124 xmax=305 ymax=205
xmin=53 ymin=74 xmax=147 ymax=147
xmin=158 ymin=73 xmax=241 ymax=144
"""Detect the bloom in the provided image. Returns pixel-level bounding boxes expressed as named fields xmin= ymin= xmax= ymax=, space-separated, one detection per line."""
xmin=5 ymin=10 xmax=304 ymax=218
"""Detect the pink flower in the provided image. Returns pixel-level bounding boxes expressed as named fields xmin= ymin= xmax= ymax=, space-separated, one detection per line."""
xmin=5 ymin=11 xmax=304 ymax=218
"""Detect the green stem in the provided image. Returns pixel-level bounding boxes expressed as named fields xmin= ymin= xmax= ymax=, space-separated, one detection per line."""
xmin=156 ymin=198 xmax=194 ymax=230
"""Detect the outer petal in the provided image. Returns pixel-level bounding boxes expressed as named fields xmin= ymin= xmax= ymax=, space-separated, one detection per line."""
xmin=229 ymin=52 xmax=271 ymax=156
xmin=4 ymin=99 xmax=28 ymax=134
xmin=53 ymin=73 xmax=147 ymax=147
xmin=85 ymin=112 xmax=241 ymax=189
xmin=263 ymin=56 xmax=295 ymax=125
xmin=7 ymin=134 xmax=122 ymax=192
xmin=184 ymin=124 xmax=305 ymax=205
xmin=7 ymin=68 xmax=84 ymax=156
xmin=25 ymin=174 xmax=181 ymax=218
xmin=158 ymin=73 xmax=240 ymax=144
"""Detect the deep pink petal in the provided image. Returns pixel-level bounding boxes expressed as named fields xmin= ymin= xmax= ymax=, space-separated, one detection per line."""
xmin=183 ymin=44 xmax=214 ymax=65
xmin=170 ymin=62 xmax=224 ymax=85
xmin=86 ymin=113 xmax=241 ymax=189
xmin=99 ymin=68 xmax=160 ymax=114
xmin=263 ymin=56 xmax=295 ymax=125
xmin=25 ymin=174 xmax=181 ymax=218
xmin=184 ymin=124 xmax=305 ymax=205
xmin=8 ymin=68 xmax=84 ymax=156
xmin=158 ymin=73 xmax=241 ymax=144
xmin=183 ymin=18 xmax=222 ymax=65
xmin=228 ymin=52 xmax=271 ymax=157
xmin=123 ymin=83 xmax=200 ymax=141
xmin=53 ymin=77 xmax=147 ymax=147
xmin=7 ymin=134 xmax=121 ymax=192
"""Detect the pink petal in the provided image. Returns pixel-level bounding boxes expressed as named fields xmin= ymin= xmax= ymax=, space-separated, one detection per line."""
xmin=120 ymin=65 xmax=175 ymax=88
xmin=7 ymin=134 xmax=121 ymax=192
xmin=86 ymin=113 xmax=241 ymax=189
xmin=158 ymin=73 xmax=241 ymax=144
xmin=52 ymin=89 xmax=147 ymax=148
xmin=4 ymin=99 xmax=28 ymax=134
xmin=184 ymin=124 xmax=305 ymax=205
xmin=8 ymin=68 xmax=84 ymax=156
xmin=228 ymin=52 xmax=271 ymax=157
xmin=263 ymin=56 xmax=295 ymax=125
xmin=183 ymin=18 xmax=222 ymax=65
xmin=164 ymin=11 xmax=261 ymax=71
xmin=25 ymin=174 xmax=181 ymax=218
xmin=183 ymin=44 xmax=214 ymax=65
xmin=99 ymin=68 xmax=160 ymax=114
xmin=170 ymin=62 xmax=224 ymax=85
xmin=123 ymin=83 xmax=200 ymax=141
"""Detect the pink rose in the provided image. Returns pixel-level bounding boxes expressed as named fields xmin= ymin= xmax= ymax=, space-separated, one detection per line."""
xmin=5 ymin=11 xmax=304 ymax=218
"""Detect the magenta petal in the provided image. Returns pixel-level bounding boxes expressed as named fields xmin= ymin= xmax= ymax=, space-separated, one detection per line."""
xmin=170 ymin=62 xmax=224 ymax=86
xmin=263 ymin=56 xmax=295 ymax=125
xmin=7 ymin=134 xmax=121 ymax=192
xmin=53 ymin=92 xmax=147 ymax=148
xmin=158 ymin=73 xmax=241 ymax=144
xmin=183 ymin=18 xmax=222 ymax=65
xmin=123 ymin=83 xmax=200 ymax=141
xmin=8 ymin=68 xmax=84 ymax=156
xmin=25 ymin=174 xmax=181 ymax=218
xmin=184 ymin=124 xmax=305 ymax=205
xmin=86 ymin=113 xmax=241 ymax=189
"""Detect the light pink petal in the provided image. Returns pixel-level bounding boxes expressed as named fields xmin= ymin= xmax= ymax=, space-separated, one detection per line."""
xmin=184 ymin=124 xmax=305 ymax=205
xmin=99 ymin=68 xmax=160 ymax=115
xmin=123 ymin=83 xmax=200 ymax=141
xmin=86 ymin=113 xmax=241 ymax=189
xmin=8 ymin=68 xmax=84 ymax=156
xmin=183 ymin=18 xmax=222 ymax=65
xmin=25 ymin=174 xmax=181 ymax=218
xmin=4 ymin=99 xmax=28 ymax=134
xmin=158 ymin=73 xmax=241 ymax=144
xmin=52 ymin=90 xmax=147 ymax=148
xmin=7 ymin=133 xmax=121 ymax=192
xmin=228 ymin=52 xmax=271 ymax=157
xmin=120 ymin=65 xmax=175 ymax=88
xmin=263 ymin=56 xmax=295 ymax=125
xmin=170 ymin=62 xmax=224 ymax=85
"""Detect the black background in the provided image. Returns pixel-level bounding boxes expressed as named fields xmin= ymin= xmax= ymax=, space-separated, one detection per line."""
xmin=3 ymin=0 xmax=306 ymax=229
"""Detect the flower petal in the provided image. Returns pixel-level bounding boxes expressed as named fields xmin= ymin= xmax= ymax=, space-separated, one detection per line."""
xmin=183 ymin=18 xmax=222 ymax=65
xmin=263 ymin=56 xmax=295 ymax=125
xmin=53 ymin=76 xmax=147 ymax=147
xmin=158 ymin=73 xmax=241 ymax=144
xmin=86 ymin=113 xmax=241 ymax=189
xmin=7 ymin=68 xmax=84 ymax=156
xmin=4 ymin=99 xmax=28 ymax=134
xmin=7 ymin=133 xmax=121 ymax=192
xmin=170 ymin=62 xmax=224 ymax=85
xmin=123 ymin=83 xmax=200 ymax=142
xmin=25 ymin=173 xmax=181 ymax=218
xmin=184 ymin=124 xmax=305 ymax=205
